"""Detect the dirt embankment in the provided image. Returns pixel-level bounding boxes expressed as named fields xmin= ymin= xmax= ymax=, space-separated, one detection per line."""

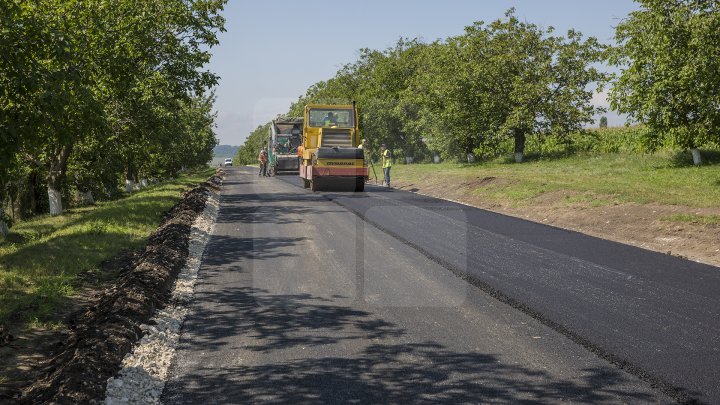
xmin=394 ymin=177 xmax=720 ymax=268
xmin=0 ymin=172 xmax=222 ymax=404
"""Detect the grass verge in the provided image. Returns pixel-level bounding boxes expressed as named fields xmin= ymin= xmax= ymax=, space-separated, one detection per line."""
xmin=662 ymin=214 xmax=720 ymax=226
xmin=0 ymin=168 xmax=215 ymax=329
xmin=393 ymin=151 xmax=720 ymax=208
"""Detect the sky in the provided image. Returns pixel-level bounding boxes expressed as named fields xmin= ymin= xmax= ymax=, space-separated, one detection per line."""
xmin=208 ymin=0 xmax=640 ymax=146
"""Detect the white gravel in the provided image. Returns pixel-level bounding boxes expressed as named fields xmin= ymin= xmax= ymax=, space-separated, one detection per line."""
xmin=104 ymin=189 xmax=220 ymax=405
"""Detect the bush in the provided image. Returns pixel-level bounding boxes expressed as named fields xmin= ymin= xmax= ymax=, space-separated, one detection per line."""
xmin=525 ymin=126 xmax=666 ymax=157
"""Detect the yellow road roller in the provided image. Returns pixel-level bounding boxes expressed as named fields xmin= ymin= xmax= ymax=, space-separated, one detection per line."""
xmin=299 ymin=103 xmax=367 ymax=191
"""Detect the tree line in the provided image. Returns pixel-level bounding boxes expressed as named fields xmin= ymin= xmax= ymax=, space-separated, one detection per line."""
xmin=0 ymin=0 xmax=227 ymax=235
xmin=236 ymin=1 xmax=720 ymax=167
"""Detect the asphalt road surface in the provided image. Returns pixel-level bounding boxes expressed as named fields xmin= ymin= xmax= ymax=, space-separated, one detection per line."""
xmin=163 ymin=166 xmax=719 ymax=404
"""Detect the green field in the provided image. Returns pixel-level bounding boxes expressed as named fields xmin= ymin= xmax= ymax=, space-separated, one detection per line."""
xmin=393 ymin=151 xmax=720 ymax=209
xmin=0 ymin=168 xmax=214 ymax=329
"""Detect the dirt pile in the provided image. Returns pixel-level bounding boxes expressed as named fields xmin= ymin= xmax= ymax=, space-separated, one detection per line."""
xmin=17 ymin=171 xmax=222 ymax=404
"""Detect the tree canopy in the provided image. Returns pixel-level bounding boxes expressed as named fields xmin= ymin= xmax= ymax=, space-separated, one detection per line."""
xmin=1 ymin=0 xmax=226 ymax=230
xmin=235 ymin=123 xmax=271 ymax=165
xmin=610 ymin=0 xmax=720 ymax=164
xmin=243 ymin=10 xmax=608 ymax=164
xmin=232 ymin=5 xmax=719 ymax=168
xmin=408 ymin=10 xmax=608 ymax=161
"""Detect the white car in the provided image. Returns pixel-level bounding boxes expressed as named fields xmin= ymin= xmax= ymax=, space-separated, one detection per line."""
xmin=224 ymin=158 xmax=233 ymax=167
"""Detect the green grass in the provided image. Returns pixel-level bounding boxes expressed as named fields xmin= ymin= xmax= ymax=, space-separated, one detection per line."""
xmin=393 ymin=151 xmax=720 ymax=208
xmin=0 ymin=168 xmax=214 ymax=328
xmin=662 ymin=214 xmax=720 ymax=226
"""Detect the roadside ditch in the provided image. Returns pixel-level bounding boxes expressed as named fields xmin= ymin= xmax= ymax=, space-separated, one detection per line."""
xmin=13 ymin=170 xmax=223 ymax=404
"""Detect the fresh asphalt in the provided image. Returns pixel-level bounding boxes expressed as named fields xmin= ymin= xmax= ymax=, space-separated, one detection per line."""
xmin=162 ymin=166 xmax=719 ymax=404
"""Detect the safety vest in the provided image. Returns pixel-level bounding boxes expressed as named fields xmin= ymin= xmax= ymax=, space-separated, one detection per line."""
xmin=381 ymin=149 xmax=392 ymax=168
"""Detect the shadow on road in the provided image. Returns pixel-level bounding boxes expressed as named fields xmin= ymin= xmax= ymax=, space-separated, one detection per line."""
xmin=163 ymin=168 xmax=667 ymax=404
xmin=216 ymin=191 xmax=345 ymax=226
xmin=202 ymin=235 xmax=305 ymax=263
xmin=176 ymin=286 xmax=403 ymax=354
xmin=222 ymin=192 xmax=329 ymax=203
xmin=166 ymin=284 xmax=660 ymax=404
xmin=216 ymin=205 xmax=314 ymax=225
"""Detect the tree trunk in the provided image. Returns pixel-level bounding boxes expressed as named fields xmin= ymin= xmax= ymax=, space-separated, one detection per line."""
xmin=80 ymin=191 xmax=95 ymax=205
xmin=9 ymin=191 xmax=15 ymax=222
xmin=0 ymin=206 xmax=9 ymax=237
xmin=125 ymin=167 xmax=136 ymax=193
xmin=47 ymin=144 xmax=72 ymax=216
xmin=48 ymin=188 xmax=63 ymax=215
xmin=514 ymin=129 xmax=526 ymax=163
xmin=690 ymin=148 xmax=702 ymax=166
xmin=132 ymin=172 xmax=141 ymax=191
xmin=28 ymin=171 xmax=38 ymax=215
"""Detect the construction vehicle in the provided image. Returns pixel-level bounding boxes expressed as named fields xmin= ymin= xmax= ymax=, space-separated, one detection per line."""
xmin=268 ymin=117 xmax=303 ymax=175
xmin=299 ymin=103 xmax=367 ymax=191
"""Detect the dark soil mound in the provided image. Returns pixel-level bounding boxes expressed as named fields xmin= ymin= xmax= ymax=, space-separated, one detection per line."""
xmin=18 ymin=172 xmax=222 ymax=404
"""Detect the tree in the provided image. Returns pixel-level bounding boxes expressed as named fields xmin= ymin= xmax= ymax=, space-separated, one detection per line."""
xmin=610 ymin=0 xmax=720 ymax=165
xmin=284 ymin=10 xmax=608 ymax=165
xmin=1 ymin=0 xmax=226 ymax=225
xmin=235 ymin=123 xmax=272 ymax=165
xmin=407 ymin=39 xmax=496 ymax=160
xmin=353 ymin=40 xmax=430 ymax=160
xmin=599 ymin=116 xmax=608 ymax=128
xmin=410 ymin=10 xmax=609 ymax=162
xmin=1 ymin=2 xmax=38 ymax=233
xmin=286 ymin=39 xmax=431 ymax=162
xmin=9 ymin=0 xmax=110 ymax=215
xmin=0 ymin=1 xmax=44 ymax=177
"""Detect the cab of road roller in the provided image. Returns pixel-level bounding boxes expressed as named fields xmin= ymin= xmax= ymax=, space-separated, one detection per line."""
xmin=299 ymin=103 xmax=367 ymax=192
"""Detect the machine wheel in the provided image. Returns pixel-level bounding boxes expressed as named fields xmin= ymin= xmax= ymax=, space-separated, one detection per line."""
xmin=354 ymin=177 xmax=365 ymax=192
xmin=310 ymin=179 xmax=321 ymax=191
xmin=303 ymin=178 xmax=310 ymax=189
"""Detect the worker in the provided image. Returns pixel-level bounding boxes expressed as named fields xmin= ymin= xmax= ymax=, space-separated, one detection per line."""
xmin=322 ymin=112 xmax=337 ymax=126
xmin=380 ymin=143 xmax=392 ymax=188
xmin=297 ymin=144 xmax=304 ymax=166
xmin=258 ymin=148 xmax=268 ymax=177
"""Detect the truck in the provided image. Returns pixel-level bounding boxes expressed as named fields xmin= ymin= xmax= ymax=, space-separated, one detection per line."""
xmin=299 ymin=103 xmax=367 ymax=191
xmin=267 ymin=117 xmax=303 ymax=175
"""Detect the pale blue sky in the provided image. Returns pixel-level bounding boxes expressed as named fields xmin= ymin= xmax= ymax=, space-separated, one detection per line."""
xmin=209 ymin=0 xmax=640 ymax=145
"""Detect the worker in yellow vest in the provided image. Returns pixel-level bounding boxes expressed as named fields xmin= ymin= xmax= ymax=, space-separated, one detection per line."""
xmin=380 ymin=143 xmax=392 ymax=188
xmin=322 ymin=112 xmax=337 ymax=127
